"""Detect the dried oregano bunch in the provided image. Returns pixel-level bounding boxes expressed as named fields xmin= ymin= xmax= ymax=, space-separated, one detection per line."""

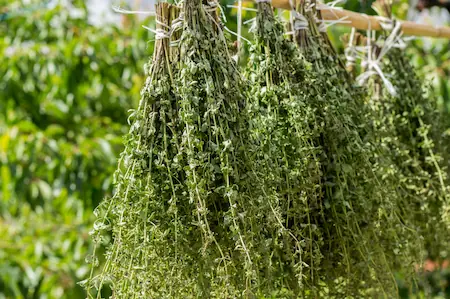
xmin=360 ymin=0 xmax=449 ymax=266
xmin=168 ymin=0 xmax=269 ymax=296
xmin=245 ymin=2 xmax=324 ymax=296
xmin=365 ymin=29 xmax=450 ymax=263
xmin=83 ymin=3 xmax=186 ymax=298
xmin=288 ymin=1 xmax=420 ymax=296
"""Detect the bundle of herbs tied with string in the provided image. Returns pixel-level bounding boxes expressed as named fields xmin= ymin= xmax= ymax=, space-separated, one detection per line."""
xmin=288 ymin=0 xmax=420 ymax=296
xmin=363 ymin=0 xmax=450 ymax=267
xmin=172 ymin=0 xmax=257 ymax=296
xmin=83 ymin=3 xmax=190 ymax=298
xmin=245 ymin=1 xmax=324 ymax=296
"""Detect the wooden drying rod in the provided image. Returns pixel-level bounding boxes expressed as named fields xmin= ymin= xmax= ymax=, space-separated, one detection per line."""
xmin=245 ymin=0 xmax=450 ymax=38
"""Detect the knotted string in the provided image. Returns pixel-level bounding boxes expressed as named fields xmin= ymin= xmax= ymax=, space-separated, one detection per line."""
xmin=285 ymin=0 xmax=308 ymax=35
xmin=113 ymin=4 xmax=178 ymax=42
xmin=356 ymin=19 xmax=404 ymax=96
xmin=143 ymin=19 xmax=171 ymax=40
xmin=315 ymin=15 xmax=350 ymax=32
xmin=292 ymin=11 xmax=309 ymax=31
xmin=345 ymin=27 xmax=357 ymax=68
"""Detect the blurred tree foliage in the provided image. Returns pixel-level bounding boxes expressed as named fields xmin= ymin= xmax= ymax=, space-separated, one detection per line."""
xmin=407 ymin=38 xmax=450 ymax=113
xmin=389 ymin=0 xmax=450 ymax=115
xmin=0 ymin=0 xmax=154 ymax=297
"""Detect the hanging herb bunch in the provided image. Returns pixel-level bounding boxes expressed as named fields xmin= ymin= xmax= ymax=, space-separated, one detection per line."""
xmin=365 ymin=0 xmax=450 ymax=263
xmin=245 ymin=1 xmax=324 ymax=296
xmin=83 ymin=3 xmax=188 ymax=298
xmin=171 ymin=0 xmax=268 ymax=296
xmin=290 ymin=0 xmax=419 ymax=295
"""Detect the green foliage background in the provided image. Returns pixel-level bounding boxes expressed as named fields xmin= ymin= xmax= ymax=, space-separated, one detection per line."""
xmin=0 ymin=1 xmax=154 ymax=297
xmin=0 ymin=0 xmax=449 ymax=298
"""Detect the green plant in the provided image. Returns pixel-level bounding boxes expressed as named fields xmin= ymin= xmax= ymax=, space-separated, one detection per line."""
xmin=289 ymin=0 xmax=421 ymax=295
xmin=363 ymin=26 xmax=450 ymax=262
xmin=84 ymin=3 xmax=190 ymax=298
xmin=245 ymin=2 xmax=323 ymax=295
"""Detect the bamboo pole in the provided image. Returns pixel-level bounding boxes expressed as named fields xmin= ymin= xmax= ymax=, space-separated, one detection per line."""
xmin=264 ymin=0 xmax=450 ymax=38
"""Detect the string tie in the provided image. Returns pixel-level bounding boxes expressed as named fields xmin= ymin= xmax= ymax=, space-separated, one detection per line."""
xmin=293 ymin=11 xmax=309 ymax=30
xmin=204 ymin=1 xmax=218 ymax=12
xmin=143 ymin=19 xmax=171 ymax=40
xmin=315 ymin=15 xmax=350 ymax=32
xmin=345 ymin=27 xmax=357 ymax=68
xmin=356 ymin=21 xmax=404 ymax=96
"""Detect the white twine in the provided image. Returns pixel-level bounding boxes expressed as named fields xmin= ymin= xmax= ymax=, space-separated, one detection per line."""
xmin=378 ymin=16 xmax=394 ymax=31
xmin=113 ymin=3 xmax=184 ymax=43
xmin=288 ymin=0 xmax=296 ymax=26
xmin=217 ymin=2 xmax=251 ymax=45
xmin=317 ymin=21 xmax=327 ymax=32
xmin=316 ymin=1 xmax=344 ymax=13
xmin=285 ymin=0 xmax=309 ymax=35
xmin=316 ymin=15 xmax=350 ymax=32
xmin=112 ymin=5 xmax=156 ymax=15
xmin=204 ymin=1 xmax=228 ymax=23
xmin=243 ymin=0 xmax=273 ymax=30
xmin=227 ymin=1 xmax=258 ymax=38
xmin=316 ymin=1 xmax=346 ymax=30
xmin=244 ymin=17 xmax=257 ymax=25
xmin=171 ymin=13 xmax=184 ymax=32
xmin=285 ymin=12 xmax=308 ymax=35
xmin=143 ymin=26 xmax=171 ymax=40
xmin=223 ymin=26 xmax=252 ymax=44
xmin=204 ymin=1 xmax=218 ymax=11
xmin=345 ymin=27 xmax=356 ymax=68
xmin=169 ymin=12 xmax=184 ymax=47
xmin=394 ymin=35 xmax=415 ymax=49
xmin=143 ymin=19 xmax=172 ymax=40
xmin=356 ymin=20 xmax=404 ymax=96
xmin=325 ymin=0 xmax=346 ymax=9
xmin=227 ymin=5 xmax=258 ymax=11
xmin=313 ymin=0 xmax=349 ymax=32
xmin=293 ymin=11 xmax=309 ymax=30
xmin=305 ymin=2 xmax=316 ymax=12
xmin=377 ymin=16 xmax=414 ymax=49
xmin=237 ymin=0 xmax=243 ymax=57
xmin=377 ymin=21 xmax=402 ymax=57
